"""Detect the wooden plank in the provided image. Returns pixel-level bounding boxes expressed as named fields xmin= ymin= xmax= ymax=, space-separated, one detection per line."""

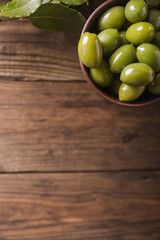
xmin=0 ymin=172 xmax=159 ymax=240
xmin=0 ymin=20 xmax=83 ymax=81
xmin=0 ymin=0 xmax=108 ymax=82
xmin=0 ymin=81 xmax=159 ymax=172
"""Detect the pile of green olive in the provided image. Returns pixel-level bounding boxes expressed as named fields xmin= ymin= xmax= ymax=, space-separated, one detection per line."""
xmin=78 ymin=0 xmax=160 ymax=102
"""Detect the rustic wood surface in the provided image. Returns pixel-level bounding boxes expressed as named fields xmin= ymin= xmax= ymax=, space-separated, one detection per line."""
xmin=0 ymin=172 xmax=160 ymax=240
xmin=0 ymin=0 xmax=160 ymax=239
xmin=0 ymin=81 xmax=160 ymax=172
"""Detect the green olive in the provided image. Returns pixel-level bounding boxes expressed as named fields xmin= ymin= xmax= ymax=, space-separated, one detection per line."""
xmin=98 ymin=6 xmax=125 ymax=31
xmin=98 ymin=29 xmax=120 ymax=56
xmin=125 ymin=0 xmax=148 ymax=23
xmin=109 ymin=44 xmax=136 ymax=74
xmin=109 ymin=78 xmax=121 ymax=95
xmin=120 ymin=63 xmax=154 ymax=86
xmin=90 ymin=60 xmax=113 ymax=87
xmin=119 ymin=83 xmax=145 ymax=101
xmin=137 ymin=43 xmax=160 ymax=72
xmin=147 ymin=9 xmax=160 ymax=31
xmin=119 ymin=31 xmax=129 ymax=45
xmin=126 ymin=22 xmax=155 ymax=45
xmin=152 ymin=31 xmax=160 ymax=48
xmin=78 ymin=32 xmax=102 ymax=68
xmin=147 ymin=72 xmax=160 ymax=94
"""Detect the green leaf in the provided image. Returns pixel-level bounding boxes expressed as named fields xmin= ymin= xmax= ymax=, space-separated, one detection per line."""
xmin=0 ymin=1 xmax=5 ymax=11
xmin=29 ymin=3 xmax=86 ymax=34
xmin=51 ymin=0 xmax=60 ymax=3
xmin=59 ymin=0 xmax=88 ymax=6
xmin=0 ymin=0 xmax=43 ymax=18
xmin=146 ymin=0 xmax=160 ymax=8
xmin=42 ymin=0 xmax=51 ymax=3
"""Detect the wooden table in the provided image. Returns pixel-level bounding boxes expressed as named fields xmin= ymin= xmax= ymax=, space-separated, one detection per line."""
xmin=0 ymin=1 xmax=160 ymax=239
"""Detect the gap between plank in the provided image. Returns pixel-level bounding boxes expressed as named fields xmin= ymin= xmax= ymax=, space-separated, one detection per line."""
xmin=0 ymin=79 xmax=85 ymax=83
xmin=0 ymin=169 xmax=160 ymax=174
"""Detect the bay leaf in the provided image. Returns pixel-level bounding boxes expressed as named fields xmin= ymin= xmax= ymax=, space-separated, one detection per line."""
xmin=0 ymin=1 xmax=5 ymax=11
xmin=29 ymin=3 xmax=86 ymax=34
xmin=52 ymin=0 xmax=60 ymax=3
xmin=0 ymin=0 xmax=43 ymax=18
xmin=42 ymin=0 xmax=51 ymax=3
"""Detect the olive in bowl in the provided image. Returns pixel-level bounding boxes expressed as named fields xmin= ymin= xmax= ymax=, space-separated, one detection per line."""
xmin=78 ymin=0 xmax=160 ymax=107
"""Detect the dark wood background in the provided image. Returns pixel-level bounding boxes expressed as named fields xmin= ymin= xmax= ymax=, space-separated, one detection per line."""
xmin=0 ymin=1 xmax=160 ymax=239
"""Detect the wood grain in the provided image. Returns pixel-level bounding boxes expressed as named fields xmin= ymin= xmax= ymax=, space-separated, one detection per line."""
xmin=0 ymin=1 xmax=159 ymax=240
xmin=0 ymin=172 xmax=160 ymax=240
xmin=0 ymin=20 xmax=83 ymax=81
xmin=0 ymin=80 xmax=159 ymax=172
xmin=0 ymin=0 xmax=107 ymax=82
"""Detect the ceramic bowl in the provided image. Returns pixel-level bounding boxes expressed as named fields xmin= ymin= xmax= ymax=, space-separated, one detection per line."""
xmin=79 ymin=0 xmax=160 ymax=107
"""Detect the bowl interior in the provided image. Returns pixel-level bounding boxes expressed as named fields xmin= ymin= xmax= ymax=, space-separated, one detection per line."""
xmin=80 ymin=0 xmax=160 ymax=107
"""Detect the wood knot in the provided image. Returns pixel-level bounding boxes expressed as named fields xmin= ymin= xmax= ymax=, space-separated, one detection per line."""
xmin=122 ymin=133 xmax=138 ymax=143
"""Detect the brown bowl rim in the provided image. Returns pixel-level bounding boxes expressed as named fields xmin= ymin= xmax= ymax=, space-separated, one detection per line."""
xmin=79 ymin=0 xmax=160 ymax=107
